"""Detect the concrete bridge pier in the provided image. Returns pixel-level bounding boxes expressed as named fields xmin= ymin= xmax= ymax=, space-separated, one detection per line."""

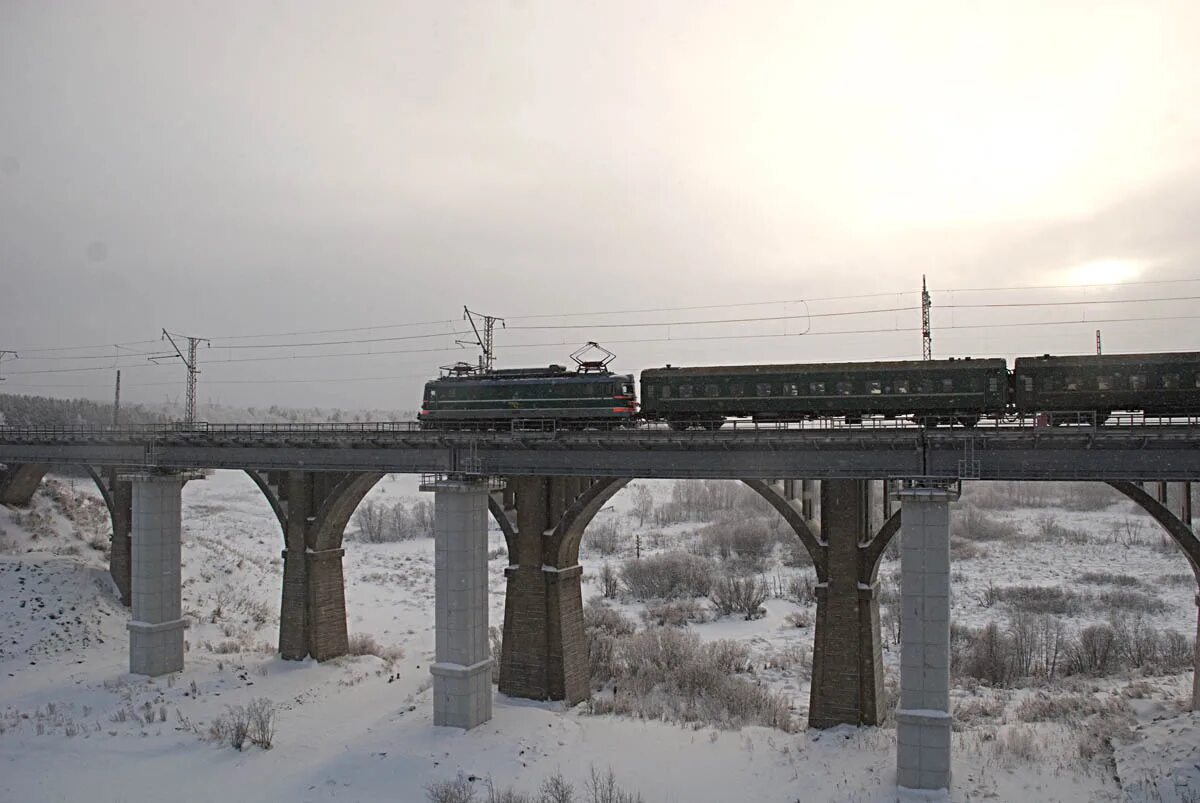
xmin=426 ymin=478 xmax=493 ymax=729
xmin=126 ymin=472 xmax=187 ymax=676
xmin=892 ymin=482 xmax=956 ymax=793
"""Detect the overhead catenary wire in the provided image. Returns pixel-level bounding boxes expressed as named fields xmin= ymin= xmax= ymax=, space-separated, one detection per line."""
xmin=8 ymin=309 xmax=1200 ymax=378
xmin=8 ymin=275 xmax=1197 ymax=357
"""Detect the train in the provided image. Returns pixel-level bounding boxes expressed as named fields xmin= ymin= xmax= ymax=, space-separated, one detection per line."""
xmin=418 ymin=351 xmax=1200 ymax=429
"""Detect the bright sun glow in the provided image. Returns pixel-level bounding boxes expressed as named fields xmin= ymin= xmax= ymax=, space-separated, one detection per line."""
xmin=1062 ymin=259 xmax=1144 ymax=286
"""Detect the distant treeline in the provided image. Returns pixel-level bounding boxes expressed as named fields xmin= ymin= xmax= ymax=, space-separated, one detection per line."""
xmin=0 ymin=392 xmax=170 ymax=427
xmin=0 ymin=392 xmax=416 ymax=427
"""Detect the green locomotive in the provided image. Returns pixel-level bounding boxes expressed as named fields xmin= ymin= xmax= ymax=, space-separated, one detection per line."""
xmin=419 ymin=364 xmax=637 ymax=428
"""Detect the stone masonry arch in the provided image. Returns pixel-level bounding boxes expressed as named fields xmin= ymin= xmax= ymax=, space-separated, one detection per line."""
xmin=246 ymin=469 xmax=517 ymax=662
xmin=2 ymin=462 xmax=134 ymax=605
xmin=501 ymin=476 xmax=873 ymax=724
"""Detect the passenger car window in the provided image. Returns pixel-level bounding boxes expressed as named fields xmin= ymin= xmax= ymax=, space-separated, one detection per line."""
xmin=919 ymin=379 xmax=935 ymax=394
xmin=1041 ymin=376 xmax=1055 ymax=392
xmin=809 ymin=381 xmax=826 ymax=394
xmin=679 ymin=384 xmax=693 ymax=398
xmin=705 ymin=384 xmax=720 ymax=397
xmin=645 ymin=385 xmax=656 ymax=399
xmin=1065 ymin=377 xmax=1081 ymax=391
xmin=867 ymin=380 xmax=882 ymax=395
xmin=730 ymin=383 xmax=743 ymax=397
xmin=836 ymin=381 xmax=853 ymax=396
xmin=756 ymin=383 xmax=772 ymax=397
xmin=988 ymin=377 xmax=999 ymax=392
xmin=1097 ymin=376 xmax=1112 ymax=391
xmin=661 ymin=385 xmax=671 ymax=399
xmin=1163 ymin=374 xmax=1180 ymax=389
xmin=783 ymin=382 xmax=799 ymax=396
xmin=1022 ymin=376 xmax=1033 ymax=393
xmin=1195 ymin=374 xmax=1200 ymax=389
xmin=1129 ymin=375 xmax=1146 ymax=390
xmin=941 ymin=378 xmax=954 ymax=393
xmin=894 ymin=379 xmax=909 ymax=394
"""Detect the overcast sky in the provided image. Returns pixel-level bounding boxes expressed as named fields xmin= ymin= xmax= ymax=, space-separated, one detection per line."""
xmin=2 ymin=1 xmax=1199 ymax=410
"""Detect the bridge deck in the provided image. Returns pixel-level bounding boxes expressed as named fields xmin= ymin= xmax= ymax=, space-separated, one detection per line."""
xmin=2 ymin=419 xmax=1199 ymax=480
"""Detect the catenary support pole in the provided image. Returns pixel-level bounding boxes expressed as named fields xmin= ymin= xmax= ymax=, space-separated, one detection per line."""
xmin=126 ymin=472 xmax=186 ymax=676
xmin=893 ymin=481 xmax=957 ymax=792
xmin=427 ymin=477 xmax=493 ymax=729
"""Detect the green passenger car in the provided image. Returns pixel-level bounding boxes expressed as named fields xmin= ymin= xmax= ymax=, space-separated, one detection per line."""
xmin=640 ymin=358 xmax=1009 ymax=428
xmin=1014 ymin=352 xmax=1200 ymax=419
xmin=419 ymin=365 xmax=638 ymax=427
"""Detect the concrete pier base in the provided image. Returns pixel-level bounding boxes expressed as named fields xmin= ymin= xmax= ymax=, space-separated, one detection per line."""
xmin=893 ymin=483 xmax=956 ymax=792
xmin=127 ymin=473 xmax=186 ymax=676
xmin=429 ymin=478 xmax=493 ymax=729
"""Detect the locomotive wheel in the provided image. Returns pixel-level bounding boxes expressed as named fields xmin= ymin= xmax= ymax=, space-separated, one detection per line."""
xmin=699 ymin=418 xmax=725 ymax=431
xmin=667 ymin=420 xmax=691 ymax=431
xmin=957 ymin=416 xmax=978 ymax=428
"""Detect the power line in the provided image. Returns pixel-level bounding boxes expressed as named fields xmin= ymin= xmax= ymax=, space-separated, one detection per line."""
xmin=207 ymin=317 xmax=460 ymax=343
xmin=940 ymin=294 xmax=1200 ymax=310
xmin=506 ymin=305 xmax=917 ymax=331
xmin=8 ymin=307 xmax=1200 ymax=379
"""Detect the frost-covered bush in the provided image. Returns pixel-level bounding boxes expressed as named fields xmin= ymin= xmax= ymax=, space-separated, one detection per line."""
xmin=1078 ymin=572 xmax=1143 ymax=588
xmin=709 ymin=575 xmax=768 ymax=620
xmin=597 ymin=563 xmax=620 ymax=599
xmin=583 ymin=518 xmax=621 ymax=557
xmin=697 ymin=520 xmax=780 ymax=570
xmin=954 ymin=507 xmax=1020 ymax=542
xmin=988 ymin=584 xmax=1085 ymax=616
xmin=347 ymin=633 xmax=405 ymax=667
xmin=584 ymin=599 xmax=636 ymax=688
xmin=640 ymin=598 xmax=712 ymax=627
xmin=620 ymin=553 xmax=714 ymax=600
xmin=590 ymin=627 xmax=793 ymax=732
xmin=349 ymin=499 xmax=433 ymax=542
xmin=210 ymin=698 xmax=275 ymax=750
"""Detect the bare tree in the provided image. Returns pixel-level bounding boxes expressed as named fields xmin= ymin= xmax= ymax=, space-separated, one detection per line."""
xmin=630 ymin=485 xmax=653 ymax=528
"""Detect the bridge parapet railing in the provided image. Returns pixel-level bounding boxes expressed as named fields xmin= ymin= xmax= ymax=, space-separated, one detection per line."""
xmin=2 ymin=412 xmax=1200 ymax=442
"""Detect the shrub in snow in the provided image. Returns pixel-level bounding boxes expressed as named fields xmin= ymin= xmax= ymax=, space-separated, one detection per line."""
xmin=585 ymin=767 xmax=644 ymax=803
xmin=597 ymin=563 xmax=620 ymax=599
xmin=1078 ymin=571 xmax=1143 ymax=588
xmin=583 ymin=518 xmax=621 ymax=557
xmin=697 ymin=520 xmax=780 ymax=571
xmin=350 ymin=499 xmax=434 ymax=542
xmin=709 ymin=574 xmax=768 ymax=620
xmin=640 ymin=598 xmax=712 ymax=627
xmin=590 ymin=627 xmax=793 ymax=732
xmin=347 ymin=633 xmax=404 ymax=667
xmin=426 ymin=774 xmax=476 ymax=803
xmin=953 ymin=506 xmax=1019 ymax=542
xmin=209 ymin=697 xmax=276 ymax=750
xmin=619 ymin=553 xmax=714 ymax=600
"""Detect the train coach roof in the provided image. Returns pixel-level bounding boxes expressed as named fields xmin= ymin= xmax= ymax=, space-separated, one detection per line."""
xmin=642 ymin=358 xmax=1006 ymax=377
xmin=1014 ymin=352 xmax=1200 ymax=368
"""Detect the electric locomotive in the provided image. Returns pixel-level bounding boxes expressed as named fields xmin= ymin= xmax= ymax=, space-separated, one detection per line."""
xmin=418 ymin=343 xmax=638 ymax=428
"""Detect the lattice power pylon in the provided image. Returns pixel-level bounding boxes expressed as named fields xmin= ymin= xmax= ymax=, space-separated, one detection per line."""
xmin=154 ymin=330 xmax=209 ymax=425
xmin=921 ymin=275 xmax=932 ymax=361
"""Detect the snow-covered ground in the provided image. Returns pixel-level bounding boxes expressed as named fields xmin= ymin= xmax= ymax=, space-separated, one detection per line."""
xmin=0 ymin=472 xmax=1196 ymax=802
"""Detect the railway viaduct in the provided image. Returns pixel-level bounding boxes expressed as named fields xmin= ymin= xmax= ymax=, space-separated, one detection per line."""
xmin=2 ymin=421 xmax=1199 ymax=792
